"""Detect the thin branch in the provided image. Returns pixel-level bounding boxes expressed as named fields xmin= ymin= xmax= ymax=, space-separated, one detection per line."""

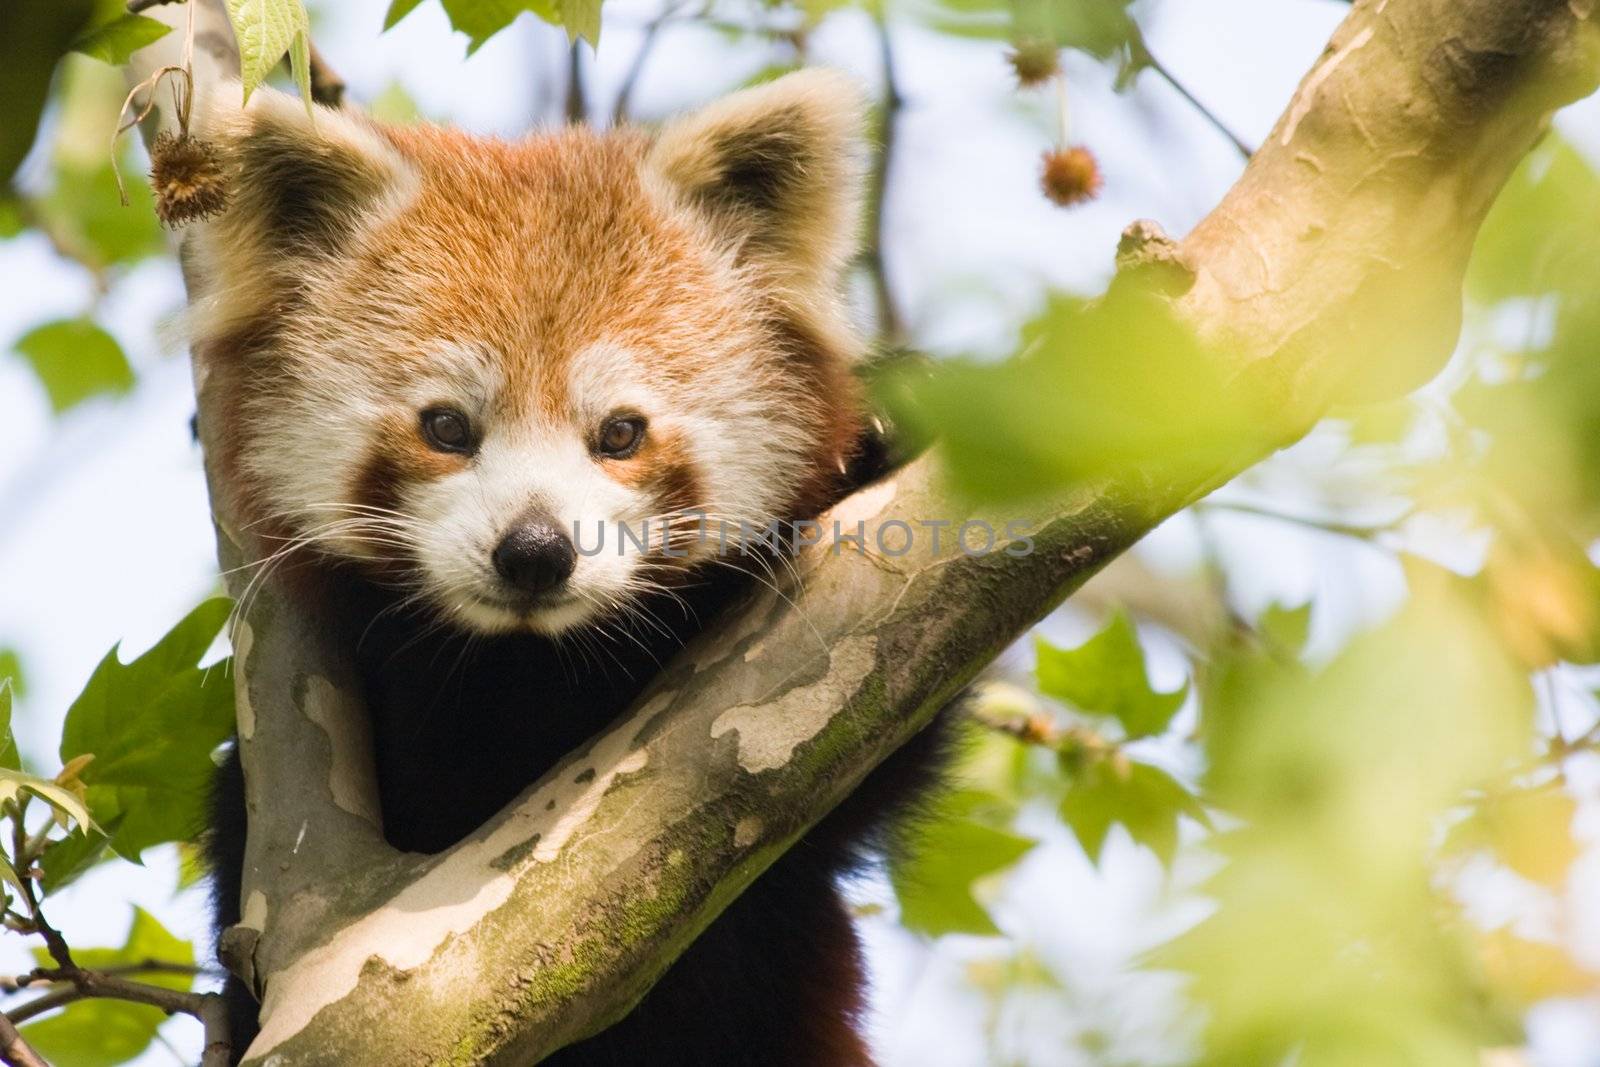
xmin=127 ymin=0 xmax=184 ymax=12
xmin=0 ymin=1016 xmax=47 ymax=1067
xmin=0 ymin=961 xmax=208 ymax=995
xmin=865 ymin=8 xmax=904 ymax=343
xmin=1133 ymin=38 xmax=1254 ymax=159
xmin=1198 ymin=500 xmax=1414 ymax=543
xmin=565 ymin=42 xmax=588 ymax=125
xmin=305 ymin=42 xmax=346 ymax=108
xmin=612 ymin=0 xmax=686 ymax=125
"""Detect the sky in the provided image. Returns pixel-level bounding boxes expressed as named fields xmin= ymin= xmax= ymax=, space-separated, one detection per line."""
xmin=3 ymin=0 xmax=1599 ymax=1063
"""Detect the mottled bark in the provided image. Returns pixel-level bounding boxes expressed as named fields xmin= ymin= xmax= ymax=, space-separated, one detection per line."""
xmin=126 ymin=1 xmax=1598 ymax=1063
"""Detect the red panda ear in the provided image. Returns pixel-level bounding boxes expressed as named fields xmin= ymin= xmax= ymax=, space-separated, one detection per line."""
xmin=191 ymin=84 xmax=416 ymax=261
xmin=647 ymin=70 xmax=866 ymax=298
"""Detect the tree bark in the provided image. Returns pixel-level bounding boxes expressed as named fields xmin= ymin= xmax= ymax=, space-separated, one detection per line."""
xmin=127 ymin=1 xmax=1599 ymax=1063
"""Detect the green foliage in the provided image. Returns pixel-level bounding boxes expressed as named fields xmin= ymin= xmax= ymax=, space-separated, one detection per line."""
xmin=71 ymin=11 xmax=172 ymax=66
xmin=13 ymin=319 xmax=136 ymax=415
xmin=891 ymin=791 xmax=1035 ymax=936
xmin=20 ymin=909 xmax=194 ymax=1067
xmin=884 ymin=293 xmax=1257 ymax=502
xmin=0 ymin=675 xmax=18 ymax=772
xmin=384 ymin=0 xmax=598 ymax=51
xmin=1060 ymin=757 xmax=1204 ymax=865
xmin=0 ymin=0 xmax=96 ymax=184
xmin=58 ymin=599 xmax=234 ymax=865
xmin=227 ymin=0 xmax=314 ymax=105
xmin=1035 ymin=612 xmax=1188 ymax=740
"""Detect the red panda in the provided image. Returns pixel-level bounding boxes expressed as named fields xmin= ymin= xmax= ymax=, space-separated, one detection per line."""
xmin=190 ymin=71 xmax=951 ymax=1066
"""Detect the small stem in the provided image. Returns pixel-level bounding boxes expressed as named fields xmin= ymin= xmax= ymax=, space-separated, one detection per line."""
xmin=197 ymin=993 xmax=231 ymax=1067
xmin=565 ymin=42 xmax=588 ymax=125
xmin=865 ymin=7 xmax=904 ymax=343
xmin=612 ymin=0 xmax=685 ymax=124
xmin=306 ymin=41 xmax=346 ymax=108
xmin=1135 ymin=39 xmax=1254 ymax=159
xmin=127 ymin=0 xmax=184 ymax=12
xmin=1198 ymin=500 xmax=1411 ymax=543
xmin=0 ymin=1016 xmax=48 ymax=1067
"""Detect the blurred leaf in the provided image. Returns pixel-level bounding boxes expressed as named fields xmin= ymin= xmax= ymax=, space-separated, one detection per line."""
xmin=557 ymin=0 xmax=601 ymax=44
xmin=1060 ymin=758 xmax=1205 ymax=864
xmin=384 ymin=0 xmax=427 ymax=29
xmin=0 ymin=649 xmax=25 ymax=699
xmin=72 ymin=13 xmax=171 ymax=65
xmin=1176 ymin=580 xmax=1535 ymax=1064
xmin=226 ymin=0 xmax=312 ymax=102
xmin=437 ymin=0 xmax=561 ymax=53
xmin=29 ymin=58 xmax=167 ymax=271
xmin=0 ymin=0 xmax=96 ymax=183
xmin=0 ymin=673 xmax=19 ymax=771
xmin=13 ymin=318 xmax=135 ymax=414
xmin=1035 ymin=612 xmax=1187 ymax=739
xmin=1443 ymin=783 xmax=1579 ymax=887
xmin=890 ymin=792 xmax=1035 ymax=936
xmin=61 ymin=598 xmax=234 ymax=861
xmin=1469 ymin=135 xmax=1600 ymax=303
xmin=22 ymin=908 xmax=193 ymax=1067
xmin=1476 ymin=926 xmax=1598 ymax=1006
xmin=1258 ymin=600 xmax=1312 ymax=657
xmin=368 ymin=81 xmax=424 ymax=124
xmin=886 ymin=293 xmax=1254 ymax=501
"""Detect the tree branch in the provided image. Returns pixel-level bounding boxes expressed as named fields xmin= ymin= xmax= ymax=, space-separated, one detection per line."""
xmin=123 ymin=0 xmax=1600 ymax=1063
xmin=0 ymin=1016 xmax=47 ymax=1067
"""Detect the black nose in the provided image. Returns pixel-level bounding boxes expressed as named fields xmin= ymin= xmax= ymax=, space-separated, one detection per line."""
xmin=492 ymin=517 xmax=576 ymax=596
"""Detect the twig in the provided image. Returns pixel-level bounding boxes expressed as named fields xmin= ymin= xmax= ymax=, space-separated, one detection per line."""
xmin=305 ymin=41 xmax=346 ymax=108
xmin=8 ymin=811 xmax=71 ymax=974
xmin=0 ymin=960 xmax=209 ymax=995
xmin=197 ymin=992 xmax=231 ymax=1067
xmin=865 ymin=8 xmax=904 ymax=343
xmin=127 ymin=0 xmax=184 ymax=12
xmin=1198 ymin=500 xmax=1413 ymax=543
xmin=1134 ymin=38 xmax=1254 ymax=159
xmin=0 ymin=1016 xmax=47 ymax=1067
xmin=565 ymin=42 xmax=588 ymax=125
xmin=611 ymin=0 xmax=686 ymax=124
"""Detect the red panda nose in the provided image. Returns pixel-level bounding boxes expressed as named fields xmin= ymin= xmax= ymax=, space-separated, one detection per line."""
xmin=492 ymin=517 xmax=576 ymax=596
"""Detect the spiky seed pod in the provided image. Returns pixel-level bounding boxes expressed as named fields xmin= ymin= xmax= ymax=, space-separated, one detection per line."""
xmin=1039 ymin=145 xmax=1102 ymax=208
xmin=149 ymin=131 xmax=230 ymax=228
xmin=1007 ymin=38 xmax=1061 ymax=88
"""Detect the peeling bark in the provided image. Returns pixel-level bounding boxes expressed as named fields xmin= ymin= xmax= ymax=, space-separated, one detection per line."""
xmin=125 ymin=1 xmax=1599 ymax=1063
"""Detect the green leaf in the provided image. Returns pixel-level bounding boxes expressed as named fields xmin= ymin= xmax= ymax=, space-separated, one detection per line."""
xmin=71 ymin=13 xmax=171 ymax=65
xmin=13 ymin=318 xmax=136 ymax=415
xmin=22 ymin=908 xmax=193 ymax=1067
xmin=0 ymin=0 xmax=97 ymax=184
xmin=1258 ymin=600 xmax=1312 ymax=657
xmin=1035 ymin=612 xmax=1187 ymax=739
xmin=1060 ymin=759 xmax=1206 ymax=865
xmin=439 ymin=0 xmax=561 ymax=52
xmin=384 ymin=0 xmax=427 ymax=29
xmin=39 ymin=819 xmax=121 ymax=893
xmin=225 ymin=0 xmax=312 ymax=102
xmin=61 ymin=598 xmax=235 ymax=861
xmin=0 ymin=674 xmax=19 ymax=772
xmin=0 ymin=649 xmax=25 ymax=699
xmin=557 ymin=0 xmax=601 ymax=44
xmin=889 ymin=792 xmax=1035 ymax=936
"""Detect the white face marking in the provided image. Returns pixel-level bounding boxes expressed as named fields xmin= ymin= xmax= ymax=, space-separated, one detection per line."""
xmin=253 ymin=335 xmax=820 ymax=636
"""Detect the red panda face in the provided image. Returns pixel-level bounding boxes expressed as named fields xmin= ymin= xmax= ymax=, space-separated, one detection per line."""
xmin=185 ymin=73 xmax=866 ymax=634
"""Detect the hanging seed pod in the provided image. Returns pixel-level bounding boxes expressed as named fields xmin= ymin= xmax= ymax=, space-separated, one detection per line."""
xmin=1039 ymin=145 xmax=1102 ymax=208
xmin=149 ymin=131 xmax=231 ymax=227
xmin=1007 ymin=38 xmax=1061 ymax=89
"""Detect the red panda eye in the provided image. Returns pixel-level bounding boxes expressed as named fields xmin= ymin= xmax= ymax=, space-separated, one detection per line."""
xmin=421 ymin=408 xmax=473 ymax=454
xmin=596 ymin=416 xmax=646 ymax=459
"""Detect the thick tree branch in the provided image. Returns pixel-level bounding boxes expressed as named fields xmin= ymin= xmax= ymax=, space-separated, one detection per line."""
xmin=125 ymin=1 xmax=1599 ymax=1063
